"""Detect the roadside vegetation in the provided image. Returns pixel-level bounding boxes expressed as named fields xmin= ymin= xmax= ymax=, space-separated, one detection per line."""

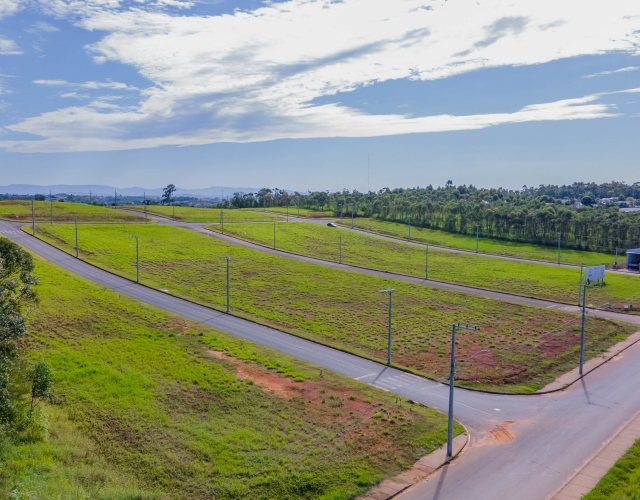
xmin=122 ymin=205 xmax=280 ymax=223
xmin=2 ymin=253 xmax=457 ymax=499
xmin=583 ymin=439 xmax=640 ymax=500
xmin=30 ymin=224 xmax=637 ymax=392
xmin=338 ymin=219 xmax=618 ymax=267
xmin=0 ymin=200 xmax=145 ymax=223
xmin=210 ymin=222 xmax=639 ymax=311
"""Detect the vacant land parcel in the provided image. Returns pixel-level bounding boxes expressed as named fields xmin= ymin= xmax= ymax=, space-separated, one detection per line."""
xmin=211 ymin=222 xmax=639 ymax=311
xmin=342 ymin=219 xmax=618 ymax=267
xmin=2 ymin=253 xmax=457 ymax=499
xmin=31 ymin=224 xmax=636 ymax=392
xmin=0 ymin=200 xmax=145 ymax=223
xmin=122 ymin=205 xmax=280 ymax=223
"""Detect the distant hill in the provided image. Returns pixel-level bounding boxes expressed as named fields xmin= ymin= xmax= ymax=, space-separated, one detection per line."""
xmin=0 ymin=184 xmax=260 ymax=198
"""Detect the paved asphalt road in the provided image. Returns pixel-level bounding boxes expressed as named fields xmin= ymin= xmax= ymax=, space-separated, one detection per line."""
xmin=3 ymin=219 xmax=640 ymax=499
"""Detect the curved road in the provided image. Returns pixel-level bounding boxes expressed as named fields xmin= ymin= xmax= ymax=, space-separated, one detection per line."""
xmin=3 ymin=219 xmax=640 ymax=499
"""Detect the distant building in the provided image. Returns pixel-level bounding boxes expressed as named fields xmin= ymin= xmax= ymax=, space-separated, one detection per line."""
xmin=627 ymin=249 xmax=640 ymax=272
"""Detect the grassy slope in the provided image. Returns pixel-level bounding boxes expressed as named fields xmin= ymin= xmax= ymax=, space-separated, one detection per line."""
xmin=583 ymin=439 xmax=640 ymax=500
xmin=0 ymin=200 xmax=145 ymax=223
xmin=211 ymin=222 xmax=639 ymax=311
xmin=342 ymin=219 xmax=618 ymax=267
xmin=122 ymin=205 xmax=280 ymax=223
xmin=243 ymin=207 xmax=334 ymax=218
xmin=2 ymin=254 xmax=457 ymax=499
xmin=31 ymin=224 xmax=637 ymax=392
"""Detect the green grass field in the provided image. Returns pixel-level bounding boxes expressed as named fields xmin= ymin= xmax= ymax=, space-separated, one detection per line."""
xmin=243 ymin=207 xmax=334 ymax=218
xmin=341 ymin=219 xmax=619 ymax=267
xmin=122 ymin=205 xmax=280 ymax=223
xmin=0 ymin=200 xmax=146 ymax=223
xmin=583 ymin=439 xmax=640 ymax=500
xmin=2 ymin=254 xmax=458 ymax=499
xmin=30 ymin=224 xmax=637 ymax=392
xmin=209 ymin=222 xmax=640 ymax=312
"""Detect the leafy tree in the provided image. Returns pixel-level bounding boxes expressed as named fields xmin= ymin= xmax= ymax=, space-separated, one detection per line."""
xmin=29 ymin=362 xmax=53 ymax=412
xmin=34 ymin=194 xmax=45 ymax=201
xmin=162 ymin=184 xmax=176 ymax=205
xmin=581 ymin=195 xmax=594 ymax=206
xmin=0 ymin=238 xmax=38 ymax=427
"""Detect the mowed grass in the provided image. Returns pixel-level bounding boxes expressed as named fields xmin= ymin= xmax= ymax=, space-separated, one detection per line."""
xmin=211 ymin=222 xmax=640 ymax=312
xmin=0 ymin=200 xmax=145 ymax=223
xmin=582 ymin=439 xmax=640 ymax=500
xmin=30 ymin=224 xmax=637 ymax=392
xmin=243 ymin=207 xmax=334 ymax=218
xmin=2 ymin=254 xmax=458 ymax=499
xmin=343 ymin=219 xmax=618 ymax=267
xmin=122 ymin=205 xmax=280 ymax=223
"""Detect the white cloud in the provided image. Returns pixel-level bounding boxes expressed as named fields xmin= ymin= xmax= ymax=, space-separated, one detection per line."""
xmin=27 ymin=21 xmax=61 ymax=32
xmin=4 ymin=0 xmax=640 ymax=152
xmin=60 ymin=92 xmax=90 ymax=99
xmin=0 ymin=35 xmax=22 ymax=55
xmin=0 ymin=0 xmax=24 ymax=19
xmin=33 ymin=79 xmax=139 ymax=90
xmin=583 ymin=66 xmax=640 ymax=78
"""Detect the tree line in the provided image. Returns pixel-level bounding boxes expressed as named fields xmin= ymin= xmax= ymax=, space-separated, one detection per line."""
xmin=225 ymin=182 xmax=640 ymax=253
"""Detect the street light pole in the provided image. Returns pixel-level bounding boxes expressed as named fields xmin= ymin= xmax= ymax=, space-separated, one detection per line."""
xmin=446 ymin=322 xmax=478 ymax=460
xmin=351 ymin=203 xmax=355 ymax=229
xmin=475 ymin=224 xmax=480 ymax=253
xmin=408 ymin=216 xmax=411 ymax=242
xmin=220 ymin=257 xmax=231 ymax=313
xmin=31 ymin=198 xmax=35 ymax=236
xmin=74 ymin=220 xmax=79 ymax=258
xmin=378 ymin=289 xmax=395 ymax=365
xmin=287 ymin=203 xmax=289 ymax=222
xmin=339 ymin=202 xmax=343 ymax=222
xmin=221 ymin=210 xmax=224 ymax=235
xmin=339 ymin=232 xmax=342 ymax=264
xmin=557 ymin=232 xmax=562 ymax=264
xmin=425 ymin=245 xmax=429 ymax=280
xmin=273 ymin=222 xmax=276 ymax=250
xmin=130 ymin=236 xmax=140 ymax=282
xmin=579 ymin=281 xmax=603 ymax=376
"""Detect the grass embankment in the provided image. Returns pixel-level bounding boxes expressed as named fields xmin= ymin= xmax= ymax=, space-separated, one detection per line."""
xmin=2 ymin=254 xmax=458 ymax=499
xmin=0 ymin=200 xmax=145 ymax=223
xmin=211 ymin=222 xmax=639 ymax=312
xmin=242 ymin=207 xmax=334 ymax=218
xmin=31 ymin=224 xmax=637 ymax=393
xmin=583 ymin=439 xmax=640 ymax=500
xmin=341 ymin=219 xmax=618 ymax=267
xmin=122 ymin=205 xmax=280 ymax=223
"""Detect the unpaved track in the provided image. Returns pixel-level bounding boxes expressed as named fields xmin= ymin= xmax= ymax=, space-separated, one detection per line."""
xmin=5 ymin=218 xmax=640 ymax=500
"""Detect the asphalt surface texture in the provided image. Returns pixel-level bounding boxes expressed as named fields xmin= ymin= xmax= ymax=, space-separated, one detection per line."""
xmin=3 ymin=218 xmax=640 ymax=500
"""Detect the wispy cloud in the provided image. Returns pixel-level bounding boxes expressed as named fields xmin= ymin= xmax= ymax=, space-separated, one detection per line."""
xmin=33 ymin=79 xmax=139 ymax=90
xmin=60 ymin=92 xmax=90 ymax=99
xmin=26 ymin=21 xmax=60 ymax=33
xmin=3 ymin=0 xmax=640 ymax=152
xmin=583 ymin=66 xmax=640 ymax=78
xmin=0 ymin=35 xmax=22 ymax=55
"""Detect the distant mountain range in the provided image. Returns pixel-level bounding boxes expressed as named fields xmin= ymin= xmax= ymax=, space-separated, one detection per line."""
xmin=0 ymin=184 xmax=261 ymax=198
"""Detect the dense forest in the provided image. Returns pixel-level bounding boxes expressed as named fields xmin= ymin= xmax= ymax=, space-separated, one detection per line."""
xmin=226 ymin=182 xmax=640 ymax=253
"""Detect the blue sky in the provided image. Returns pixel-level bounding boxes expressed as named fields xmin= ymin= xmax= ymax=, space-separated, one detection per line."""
xmin=0 ymin=0 xmax=639 ymax=191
